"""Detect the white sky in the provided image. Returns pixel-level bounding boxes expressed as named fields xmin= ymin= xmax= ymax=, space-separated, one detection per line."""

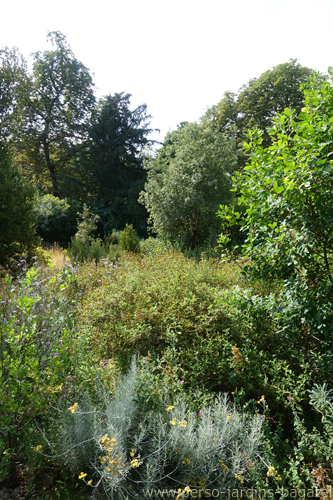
xmin=1 ymin=0 xmax=333 ymax=144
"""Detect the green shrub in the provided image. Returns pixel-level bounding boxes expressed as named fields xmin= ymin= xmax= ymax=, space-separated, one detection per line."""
xmin=34 ymin=194 xmax=80 ymax=247
xmin=118 ymin=223 xmax=140 ymax=253
xmin=77 ymin=251 xmax=326 ymax=444
xmin=0 ymin=142 xmax=38 ymax=268
xmin=68 ymin=204 xmax=109 ymax=264
xmin=218 ymin=71 xmax=333 ymax=369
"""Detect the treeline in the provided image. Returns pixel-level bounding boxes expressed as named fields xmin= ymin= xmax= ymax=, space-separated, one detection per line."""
xmin=0 ymin=31 xmax=322 ymax=265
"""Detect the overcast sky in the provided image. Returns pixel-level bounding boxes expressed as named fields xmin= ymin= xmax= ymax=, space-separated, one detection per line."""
xmin=1 ymin=0 xmax=333 ymax=144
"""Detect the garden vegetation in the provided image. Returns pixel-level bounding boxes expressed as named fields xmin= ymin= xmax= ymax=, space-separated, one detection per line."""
xmin=1 ymin=32 xmax=333 ymax=500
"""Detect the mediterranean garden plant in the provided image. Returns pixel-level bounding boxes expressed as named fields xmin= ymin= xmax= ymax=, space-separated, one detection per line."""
xmin=40 ymin=358 xmax=273 ymax=499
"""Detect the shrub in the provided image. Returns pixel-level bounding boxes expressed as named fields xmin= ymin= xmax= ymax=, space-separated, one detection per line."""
xmin=68 ymin=204 xmax=108 ymax=264
xmin=118 ymin=223 xmax=140 ymax=253
xmin=0 ymin=261 xmax=76 ymax=486
xmin=44 ymin=359 xmax=269 ymax=498
xmin=218 ymin=70 xmax=333 ymax=369
xmin=77 ymin=251 xmax=326 ymax=445
xmin=0 ymin=142 xmax=38 ymax=268
xmin=34 ymin=194 xmax=79 ymax=247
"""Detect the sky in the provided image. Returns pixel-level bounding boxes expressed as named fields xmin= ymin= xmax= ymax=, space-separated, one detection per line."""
xmin=1 ymin=0 xmax=333 ymax=145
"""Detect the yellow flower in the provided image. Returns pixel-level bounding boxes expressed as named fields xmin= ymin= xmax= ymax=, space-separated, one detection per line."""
xmin=257 ymin=395 xmax=265 ymax=404
xmin=267 ymin=466 xmax=278 ymax=477
xmin=227 ymin=414 xmax=234 ymax=420
xmin=175 ymin=448 xmax=180 ymax=452
xmin=131 ymin=459 xmax=139 ymax=468
xmin=235 ymin=473 xmax=244 ymax=484
xmin=277 ymin=475 xmax=282 ymax=481
xmin=219 ymin=460 xmax=230 ymax=471
xmin=178 ymin=420 xmax=187 ymax=429
xmin=87 ymin=479 xmax=93 ymax=485
xmin=212 ymin=438 xmax=216 ymax=442
xmin=183 ymin=457 xmax=191 ymax=465
xmin=130 ymin=448 xmax=136 ymax=457
xmin=166 ymin=405 xmax=175 ymax=412
xmin=78 ymin=472 xmax=87 ymax=480
xmin=184 ymin=486 xmax=192 ymax=493
xmin=170 ymin=418 xmax=177 ymax=426
xmin=68 ymin=402 xmax=79 ymax=414
xmin=34 ymin=445 xmax=43 ymax=452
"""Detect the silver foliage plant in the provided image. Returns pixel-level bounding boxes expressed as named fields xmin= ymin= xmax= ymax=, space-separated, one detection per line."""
xmin=51 ymin=359 xmax=267 ymax=499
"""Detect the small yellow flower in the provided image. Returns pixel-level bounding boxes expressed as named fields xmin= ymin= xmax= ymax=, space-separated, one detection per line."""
xmin=183 ymin=457 xmax=191 ymax=465
xmin=34 ymin=445 xmax=43 ymax=452
xmin=212 ymin=438 xmax=216 ymax=442
xmin=87 ymin=479 xmax=93 ymax=485
xmin=170 ymin=417 xmax=177 ymax=426
xmin=267 ymin=466 xmax=278 ymax=477
xmin=166 ymin=405 xmax=175 ymax=412
xmin=227 ymin=414 xmax=234 ymax=420
xmin=130 ymin=448 xmax=136 ymax=457
xmin=184 ymin=486 xmax=192 ymax=493
xmin=68 ymin=402 xmax=79 ymax=414
xmin=178 ymin=420 xmax=187 ymax=429
xmin=235 ymin=472 xmax=244 ymax=484
xmin=277 ymin=475 xmax=282 ymax=481
xmin=131 ymin=459 xmax=139 ymax=468
xmin=78 ymin=472 xmax=87 ymax=480
xmin=219 ymin=460 xmax=230 ymax=471
xmin=257 ymin=395 xmax=265 ymax=404
xmin=175 ymin=448 xmax=180 ymax=452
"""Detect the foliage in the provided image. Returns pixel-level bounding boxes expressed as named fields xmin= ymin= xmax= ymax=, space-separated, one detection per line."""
xmin=118 ymin=224 xmax=140 ymax=253
xmin=45 ymin=359 xmax=268 ymax=499
xmin=0 ymin=261 xmax=76 ymax=487
xmin=67 ymin=205 xmax=109 ymax=264
xmin=0 ymin=142 xmax=38 ymax=268
xmin=0 ymin=46 xmax=29 ymax=142
xmin=76 ymin=92 xmax=152 ymax=237
xmin=212 ymin=59 xmax=320 ymax=169
xmin=140 ymin=121 xmax=237 ymax=249
xmin=18 ymin=31 xmax=95 ymax=197
xmin=282 ymin=384 xmax=333 ymax=497
xmin=218 ymin=69 xmax=333 ymax=369
xmin=77 ymin=250 xmax=328 ymax=449
xmin=34 ymin=194 xmax=79 ymax=247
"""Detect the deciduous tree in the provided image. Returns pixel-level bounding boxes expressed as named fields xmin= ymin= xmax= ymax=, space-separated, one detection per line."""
xmin=140 ymin=121 xmax=237 ymax=249
xmin=21 ymin=31 xmax=95 ymax=197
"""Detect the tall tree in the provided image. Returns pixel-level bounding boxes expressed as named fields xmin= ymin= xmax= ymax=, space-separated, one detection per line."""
xmin=140 ymin=121 xmax=237 ymax=249
xmin=20 ymin=31 xmax=95 ymax=197
xmin=212 ymin=60 xmax=321 ymax=168
xmin=78 ymin=92 xmax=152 ymax=236
xmin=0 ymin=46 xmax=29 ymax=142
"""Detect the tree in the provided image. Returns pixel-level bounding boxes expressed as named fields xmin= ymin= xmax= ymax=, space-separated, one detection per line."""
xmin=212 ymin=60 xmax=320 ymax=168
xmin=0 ymin=142 xmax=37 ymax=268
xmin=218 ymin=69 xmax=333 ymax=367
xmin=140 ymin=121 xmax=237 ymax=249
xmin=20 ymin=31 xmax=95 ymax=197
xmin=0 ymin=46 xmax=29 ymax=142
xmin=77 ymin=92 xmax=152 ymax=236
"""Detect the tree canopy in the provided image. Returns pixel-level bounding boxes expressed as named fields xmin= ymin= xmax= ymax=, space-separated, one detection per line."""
xmin=212 ymin=59 xmax=320 ymax=168
xmin=140 ymin=121 xmax=237 ymax=248
xmin=19 ymin=31 xmax=95 ymax=197
xmin=76 ymin=92 xmax=152 ymax=236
